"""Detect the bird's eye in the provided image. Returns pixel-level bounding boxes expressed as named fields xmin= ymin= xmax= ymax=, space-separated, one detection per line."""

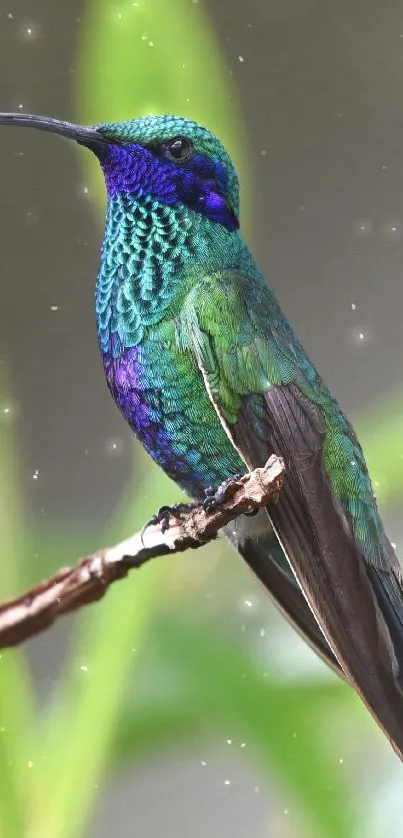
xmin=163 ymin=136 xmax=193 ymax=162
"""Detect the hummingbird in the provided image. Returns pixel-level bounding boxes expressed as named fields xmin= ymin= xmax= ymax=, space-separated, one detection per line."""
xmin=1 ymin=111 xmax=403 ymax=758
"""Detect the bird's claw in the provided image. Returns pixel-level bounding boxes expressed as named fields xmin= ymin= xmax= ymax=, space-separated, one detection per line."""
xmin=141 ymin=501 xmax=198 ymax=543
xmin=203 ymin=472 xmax=246 ymax=513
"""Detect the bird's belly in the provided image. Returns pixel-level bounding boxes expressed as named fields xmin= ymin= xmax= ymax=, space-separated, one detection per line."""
xmin=102 ymin=344 xmax=244 ymax=499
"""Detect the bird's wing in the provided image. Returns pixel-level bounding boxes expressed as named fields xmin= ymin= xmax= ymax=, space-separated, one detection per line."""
xmin=177 ymin=270 xmax=403 ymax=758
xmin=176 ymin=269 xmax=344 ymax=677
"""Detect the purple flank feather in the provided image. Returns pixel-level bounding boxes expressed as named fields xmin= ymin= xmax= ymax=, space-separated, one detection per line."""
xmin=102 ymin=349 xmax=200 ymax=492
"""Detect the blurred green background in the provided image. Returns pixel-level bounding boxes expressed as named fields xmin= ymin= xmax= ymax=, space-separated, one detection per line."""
xmin=0 ymin=0 xmax=403 ymax=836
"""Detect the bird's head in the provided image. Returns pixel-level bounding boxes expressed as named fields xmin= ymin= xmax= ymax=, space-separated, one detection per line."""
xmin=0 ymin=112 xmax=240 ymax=232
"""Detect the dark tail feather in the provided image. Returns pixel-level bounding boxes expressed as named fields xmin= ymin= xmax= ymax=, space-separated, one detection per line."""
xmin=224 ymin=515 xmax=345 ymax=679
xmin=366 ymin=557 xmax=403 ymax=694
xmin=262 ymin=386 xmax=403 ymax=759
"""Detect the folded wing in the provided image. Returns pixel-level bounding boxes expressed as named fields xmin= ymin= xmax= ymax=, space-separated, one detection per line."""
xmin=178 ymin=270 xmax=403 ymax=758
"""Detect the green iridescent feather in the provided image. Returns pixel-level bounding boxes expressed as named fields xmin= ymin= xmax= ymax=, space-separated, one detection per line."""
xmin=176 ymin=269 xmax=386 ymax=564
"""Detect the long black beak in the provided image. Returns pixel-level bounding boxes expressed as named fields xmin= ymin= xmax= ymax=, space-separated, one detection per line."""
xmin=0 ymin=112 xmax=109 ymax=150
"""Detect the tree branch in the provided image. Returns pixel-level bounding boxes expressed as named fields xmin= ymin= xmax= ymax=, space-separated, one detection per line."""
xmin=0 ymin=456 xmax=284 ymax=649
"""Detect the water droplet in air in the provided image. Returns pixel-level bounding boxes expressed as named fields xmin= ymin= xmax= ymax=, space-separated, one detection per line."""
xmin=353 ymin=218 xmax=373 ymax=238
xmin=0 ymin=402 xmax=16 ymax=420
xmin=19 ymin=22 xmax=41 ymax=42
xmin=104 ymin=437 xmax=124 ymax=456
xmin=349 ymin=327 xmax=371 ymax=347
xmin=382 ymin=218 xmax=403 ymax=241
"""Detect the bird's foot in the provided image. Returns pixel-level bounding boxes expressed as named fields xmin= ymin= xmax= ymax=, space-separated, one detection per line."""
xmin=141 ymin=501 xmax=198 ymax=541
xmin=203 ymin=472 xmax=246 ymax=513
